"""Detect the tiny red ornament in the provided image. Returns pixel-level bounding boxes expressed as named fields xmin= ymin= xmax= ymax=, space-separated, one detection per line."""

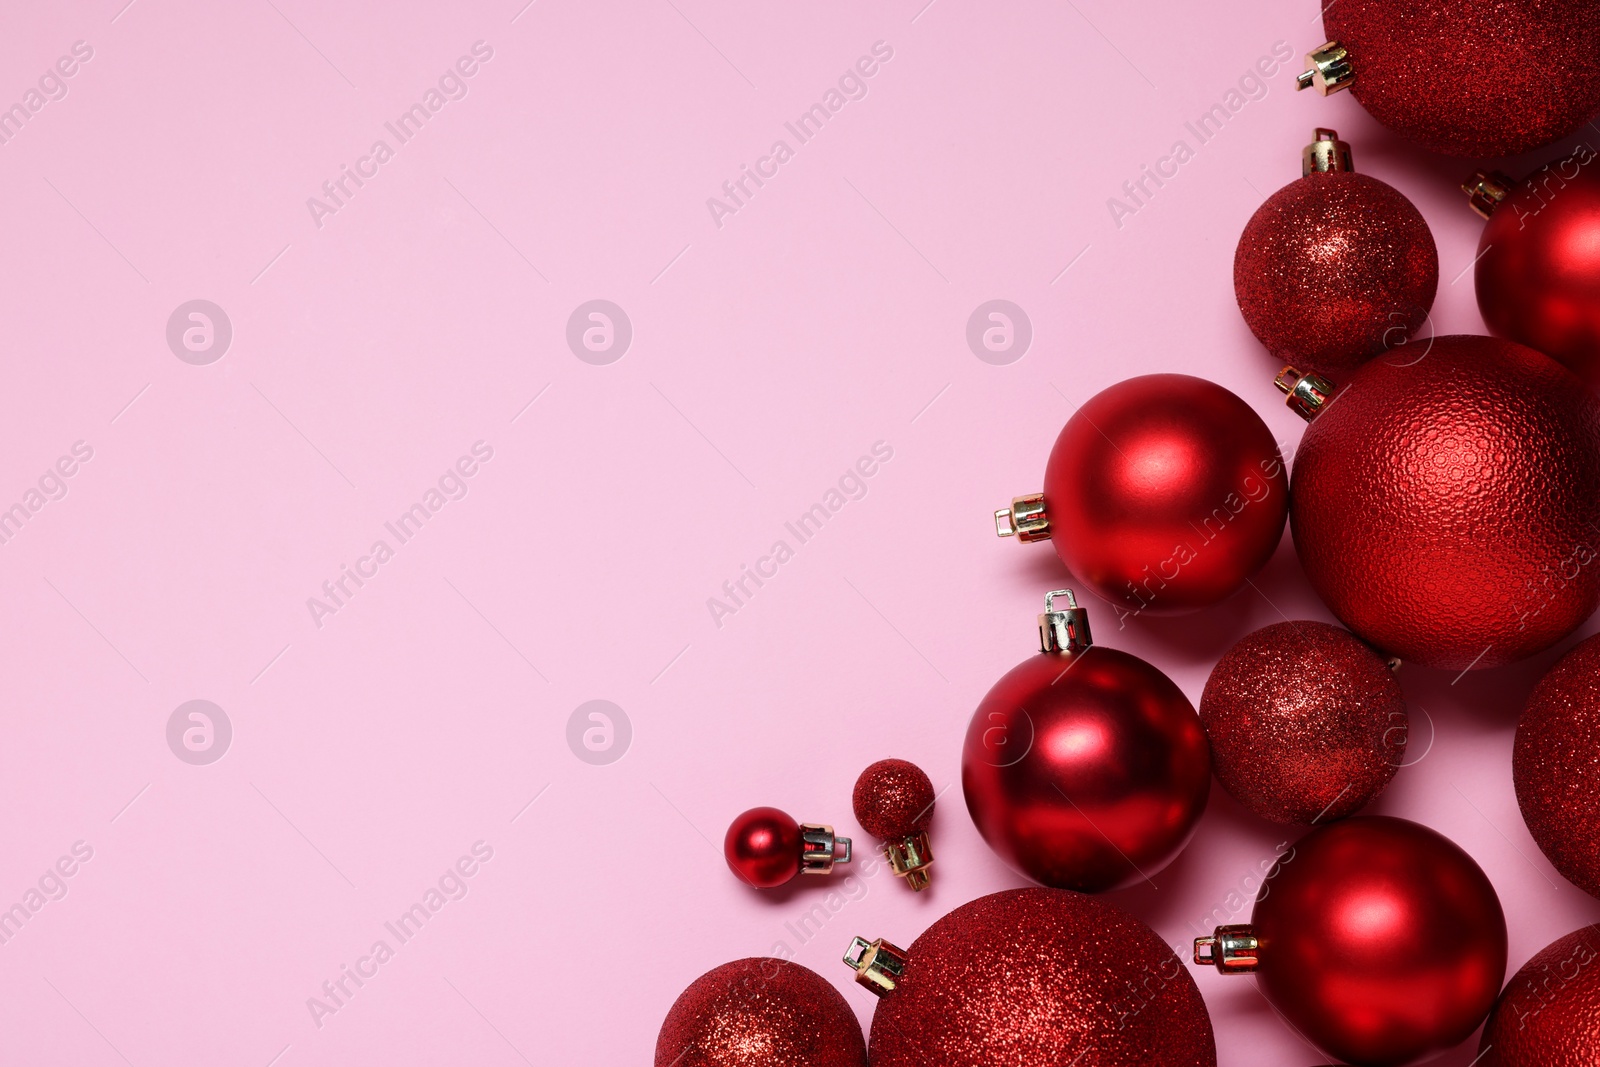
xmin=1514 ymin=633 xmax=1600 ymax=899
xmin=656 ymin=956 xmax=866 ymax=1067
xmin=843 ymin=887 xmax=1216 ymax=1067
xmin=1465 ymin=147 xmax=1600 ymax=390
xmin=1200 ymin=620 xmax=1406 ymax=824
xmin=961 ymin=590 xmax=1210 ymax=891
xmin=1478 ymin=924 xmax=1600 ymax=1067
xmin=1279 ymin=336 xmax=1600 ymax=670
xmin=1196 ymin=816 xmax=1507 ymax=1067
xmin=996 ymin=374 xmax=1287 ymax=617
xmin=1235 ymin=129 xmax=1437 ymax=378
xmin=723 ymin=806 xmax=851 ymax=889
xmin=1297 ymin=0 xmax=1600 ymax=157
xmin=852 ymin=759 xmax=936 ymax=891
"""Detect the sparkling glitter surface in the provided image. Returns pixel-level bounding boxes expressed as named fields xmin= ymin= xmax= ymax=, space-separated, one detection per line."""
xmin=852 ymin=758 xmax=936 ymax=840
xmin=1324 ymin=0 xmax=1600 ymax=157
xmin=1235 ymin=172 xmax=1436 ymax=377
xmin=1480 ymin=923 xmax=1600 ymax=1066
xmin=1514 ymin=634 xmax=1600 ymax=899
xmin=868 ymin=888 xmax=1215 ymax=1067
xmin=655 ymin=957 xmax=866 ymax=1067
xmin=1200 ymin=621 xmax=1405 ymax=824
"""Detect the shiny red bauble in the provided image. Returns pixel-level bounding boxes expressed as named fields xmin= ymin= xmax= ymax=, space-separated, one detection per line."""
xmin=656 ymin=957 xmax=866 ymax=1067
xmin=723 ymin=807 xmax=802 ymax=888
xmin=1301 ymin=0 xmax=1600 ymax=157
xmin=1514 ymin=633 xmax=1600 ymax=899
xmin=997 ymin=374 xmax=1287 ymax=617
xmin=962 ymin=591 xmax=1210 ymax=891
xmin=1235 ymin=130 xmax=1436 ymax=377
xmin=1195 ymin=816 xmax=1506 ymax=1067
xmin=853 ymin=888 xmax=1215 ymax=1067
xmin=1478 ymin=924 xmax=1600 ymax=1067
xmin=1200 ymin=620 xmax=1406 ymax=824
xmin=1470 ymin=148 xmax=1600 ymax=389
xmin=1285 ymin=335 xmax=1600 ymax=670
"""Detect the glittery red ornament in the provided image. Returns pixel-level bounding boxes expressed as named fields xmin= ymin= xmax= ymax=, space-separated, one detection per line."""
xmin=1200 ymin=620 xmax=1405 ymax=824
xmin=1478 ymin=924 xmax=1600 ymax=1067
xmin=656 ymin=957 xmax=866 ymax=1067
xmin=1514 ymin=633 xmax=1600 ymax=899
xmin=1297 ymin=0 xmax=1600 ymax=157
xmin=1196 ymin=816 xmax=1507 ymax=1067
xmin=723 ymin=807 xmax=851 ymax=889
xmin=1235 ymin=130 xmax=1437 ymax=378
xmin=995 ymin=374 xmax=1287 ymax=618
xmin=852 ymin=759 xmax=936 ymax=891
xmin=1280 ymin=336 xmax=1600 ymax=671
xmin=1466 ymin=148 xmax=1600 ymax=390
xmin=844 ymin=888 xmax=1215 ymax=1067
xmin=961 ymin=590 xmax=1210 ymax=892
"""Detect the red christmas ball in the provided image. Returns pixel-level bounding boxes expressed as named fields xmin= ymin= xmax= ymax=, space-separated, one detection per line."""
xmin=723 ymin=807 xmax=801 ymax=888
xmin=1284 ymin=335 xmax=1600 ymax=670
xmin=853 ymin=888 xmax=1216 ymax=1067
xmin=1195 ymin=816 xmax=1507 ymax=1067
xmin=1514 ymin=633 xmax=1600 ymax=898
xmin=852 ymin=759 xmax=934 ymax=840
xmin=1470 ymin=148 xmax=1600 ymax=390
xmin=997 ymin=374 xmax=1287 ymax=618
xmin=962 ymin=591 xmax=1210 ymax=891
xmin=1478 ymin=924 xmax=1600 ymax=1066
xmin=1235 ymin=130 xmax=1437 ymax=378
xmin=1302 ymin=0 xmax=1600 ymax=157
xmin=656 ymin=957 xmax=866 ymax=1067
xmin=1199 ymin=620 xmax=1406 ymax=824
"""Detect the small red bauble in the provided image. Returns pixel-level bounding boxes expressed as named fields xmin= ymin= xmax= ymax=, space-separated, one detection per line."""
xmin=1200 ymin=620 xmax=1406 ymax=824
xmin=844 ymin=888 xmax=1216 ymax=1067
xmin=996 ymin=374 xmax=1287 ymax=617
xmin=962 ymin=590 xmax=1210 ymax=891
xmin=656 ymin=957 xmax=866 ymax=1067
xmin=852 ymin=759 xmax=936 ymax=891
xmin=1280 ymin=336 xmax=1600 ymax=670
xmin=1514 ymin=633 xmax=1600 ymax=899
xmin=1235 ymin=129 xmax=1437 ymax=378
xmin=1297 ymin=0 xmax=1600 ymax=157
xmin=723 ymin=807 xmax=851 ymax=889
xmin=1196 ymin=816 xmax=1507 ymax=1067
xmin=1467 ymin=148 xmax=1600 ymax=389
xmin=1478 ymin=924 xmax=1600 ymax=1067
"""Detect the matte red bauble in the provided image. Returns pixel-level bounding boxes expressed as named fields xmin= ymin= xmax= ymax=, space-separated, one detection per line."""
xmin=1196 ymin=816 xmax=1507 ymax=1067
xmin=723 ymin=807 xmax=851 ymax=889
xmin=961 ymin=590 xmax=1210 ymax=891
xmin=1279 ymin=336 xmax=1600 ymax=670
xmin=1514 ymin=633 xmax=1600 ymax=898
xmin=656 ymin=957 xmax=866 ymax=1067
xmin=1200 ymin=620 xmax=1405 ymax=824
xmin=1235 ymin=129 xmax=1437 ymax=377
xmin=844 ymin=888 xmax=1216 ymax=1067
xmin=1478 ymin=924 xmax=1600 ymax=1067
xmin=852 ymin=759 xmax=936 ymax=891
xmin=1297 ymin=0 xmax=1600 ymax=157
xmin=995 ymin=374 xmax=1287 ymax=617
xmin=1466 ymin=147 xmax=1600 ymax=389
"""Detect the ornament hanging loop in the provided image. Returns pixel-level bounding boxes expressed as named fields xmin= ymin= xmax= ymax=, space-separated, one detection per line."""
xmin=844 ymin=936 xmax=909 ymax=997
xmin=1297 ymin=41 xmax=1354 ymax=95
xmin=1303 ymin=128 xmax=1354 ymax=176
xmin=1039 ymin=589 xmax=1093 ymax=654
xmin=799 ymin=824 xmax=852 ymax=875
xmin=1194 ymin=924 xmax=1261 ymax=974
xmin=1276 ymin=366 xmax=1334 ymax=421
xmin=1462 ymin=170 xmax=1514 ymax=219
xmin=995 ymin=492 xmax=1050 ymax=541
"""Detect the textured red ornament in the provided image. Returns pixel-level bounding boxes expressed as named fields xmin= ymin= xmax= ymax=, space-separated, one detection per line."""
xmin=1305 ymin=0 xmax=1600 ymax=157
xmin=962 ymin=591 xmax=1210 ymax=891
xmin=997 ymin=374 xmax=1287 ymax=617
xmin=857 ymin=888 xmax=1215 ymax=1067
xmin=1478 ymin=924 xmax=1600 ymax=1067
xmin=1235 ymin=130 xmax=1437 ymax=377
xmin=655 ymin=957 xmax=866 ymax=1067
xmin=1286 ymin=335 xmax=1600 ymax=670
xmin=1196 ymin=816 xmax=1507 ymax=1067
xmin=1199 ymin=620 xmax=1405 ymax=824
xmin=1514 ymin=633 xmax=1600 ymax=899
xmin=852 ymin=759 xmax=934 ymax=840
xmin=1470 ymin=149 xmax=1600 ymax=389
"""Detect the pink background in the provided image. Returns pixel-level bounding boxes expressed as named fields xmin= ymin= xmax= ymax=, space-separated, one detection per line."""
xmin=1 ymin=1 xmax=1595 ymax=1064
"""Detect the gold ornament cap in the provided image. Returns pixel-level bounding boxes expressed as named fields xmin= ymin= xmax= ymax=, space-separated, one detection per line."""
xmin=1296 ymin=41 xmax=1354 ymax=95
xmin=995 ymin=492 xmax=1050 ymax=542
xmin=881 ymin=830 xmax=934 ymax=891
xmin=844 ymin=936 xmax=909 ymax=997
xmin=1303 ymin=128 xmax=1354 ymax=176
xmin=1039 ymin=589 xmax=1093 ymax=654
xmin=1194 ymin=924 xmax=1261 ymax=974
xmin=799 ymin=824 xmax=852 ymax=875
xmin=1275 ymin=366 xmax=1334 ymax=421
xmin=1462 ymin=170 xmax=1515 ymax=219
